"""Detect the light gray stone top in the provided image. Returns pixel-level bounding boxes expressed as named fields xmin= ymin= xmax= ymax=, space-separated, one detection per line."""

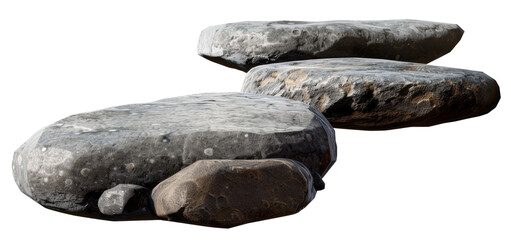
xmin=48 ymin=92 xmax=321 ymax=139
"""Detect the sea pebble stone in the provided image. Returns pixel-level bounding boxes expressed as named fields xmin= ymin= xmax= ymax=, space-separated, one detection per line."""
xmin=242 ymin=58 xmax=500 ymax=130
xmin=12 ymin=92 xmax=336 ymax=219
xmin=150 ymin=159 xmax=316 ymax=228
xmin=97 ymin=184 xmax=151 ymax=216
xmin=198 ymin=19 xmax=463 ymax=71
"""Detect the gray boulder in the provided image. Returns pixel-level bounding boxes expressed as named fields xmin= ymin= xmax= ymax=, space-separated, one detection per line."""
xmin=242 ymin=58 xmax=500 ymax=130
xmin=98 ymin=184 xmax=151 ymax=217
xmin=198 ymin=20 xmax=463 ymax=71
xmin=151 ymin=159 xmax=316 ymax=228
xmin=12 ymin=92 xmax=336 ymax=219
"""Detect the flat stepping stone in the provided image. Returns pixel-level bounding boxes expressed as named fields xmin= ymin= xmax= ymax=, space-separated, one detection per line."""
xmin=12 ymin=92 xmax=336 ymax=219
xmin=242 ymin=58 xmax=500 ymax=130
xmin=151 ymin=159 xmax=316 ymax=228
xmin=198 ymin=20 xmax=463 ymax=71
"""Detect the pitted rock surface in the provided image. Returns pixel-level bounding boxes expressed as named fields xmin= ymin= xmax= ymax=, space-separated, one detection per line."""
xmin=242 ymin=58 xmax=500 ymax=130
xmin=12 ymin=92 xmax=336 ymax=219
xmin=151 ymin=159 xmax=316 ymax=228
xmin=198 ymin=20 xmax=463 ymax=71
xmin=98 ymin=184 xmax=151 ymax=216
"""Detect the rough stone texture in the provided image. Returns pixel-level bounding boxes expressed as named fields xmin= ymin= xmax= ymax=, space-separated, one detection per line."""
xmin=198 ymin=20 xmax=463 ymax=71
xmin=151 ymin=159 xmax=316 ymax=228
xmin=12 ymin=92 xmax=336 ymax=219
xmin=242 ymin=58 xmax=500 ymax=130
xmin=98 ymin=184 xmax=151 ymax=216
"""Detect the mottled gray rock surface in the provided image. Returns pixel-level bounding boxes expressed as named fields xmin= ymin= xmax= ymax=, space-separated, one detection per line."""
xmin=12 ymin=92 xmax=336 ymax=219
xmin=151 ymin=159 xmax=316 ymax=228
xmin=198 ymin=20 xmax=463 ymax=71
xmin=242 ymin=58 xmax=500 ymax=130
xmin=98 ymin=184 xmax=151 ymax=216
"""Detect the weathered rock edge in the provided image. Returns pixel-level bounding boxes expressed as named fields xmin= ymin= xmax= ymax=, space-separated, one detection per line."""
xmin=198 ymin=19 xmax=463 ymax=71
xmin=12 ymin=92 xmax=336 ymax=219
xmin=151 ymin=159 xmax=316 ymax=228
xmin=242 ymin=58 xmax=500 ymax=130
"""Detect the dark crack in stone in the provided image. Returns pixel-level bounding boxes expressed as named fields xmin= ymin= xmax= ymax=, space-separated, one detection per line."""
xmin=12 ymin=92 xmax=336 ymax=219
xmin=198 ymin=20 xmax=463 ymax=71
xmin=150 ymin=159 xmax=316 ymax=228
xmin=242 ymin=58 xmax=500 ymax=130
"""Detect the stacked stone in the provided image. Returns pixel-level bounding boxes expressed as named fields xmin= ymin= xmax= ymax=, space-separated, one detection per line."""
xmin=199 ymin=20 xmax=500 ymax=130
xmin=13 ymin=93 xmax=336 ymax=226
xmin=13 ymin=20 xmax=500 ymax=228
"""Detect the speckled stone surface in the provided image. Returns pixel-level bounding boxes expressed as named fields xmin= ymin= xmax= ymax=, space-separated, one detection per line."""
xmin=151 ymin=159 xmax=316 ymax=228
xmin=242 ymin=58 xmax=500 ymax=130
xmin=12 ymin=92 xmax=336 ymax=219
xmin=198 ymin=20 xmax=463 ymax=71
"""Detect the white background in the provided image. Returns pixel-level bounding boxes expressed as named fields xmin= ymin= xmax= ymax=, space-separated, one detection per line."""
xmin=1 ymin=0 xmax=509 ymax=239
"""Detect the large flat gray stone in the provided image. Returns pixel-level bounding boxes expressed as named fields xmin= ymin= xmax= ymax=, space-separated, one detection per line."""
xmin=198 ymin=20 xmax=463 ymax=71
xmin=242 ymin=58 xmax=500 ymax=130
xmin=12 ymin=93 xmax=336 ymax=219
xmin=151 ymin=159 xmax=316 ymax=228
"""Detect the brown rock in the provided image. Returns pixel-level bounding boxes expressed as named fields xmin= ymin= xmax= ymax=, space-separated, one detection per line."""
xmin=150 ymin=159 xmax=316 ymax=228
